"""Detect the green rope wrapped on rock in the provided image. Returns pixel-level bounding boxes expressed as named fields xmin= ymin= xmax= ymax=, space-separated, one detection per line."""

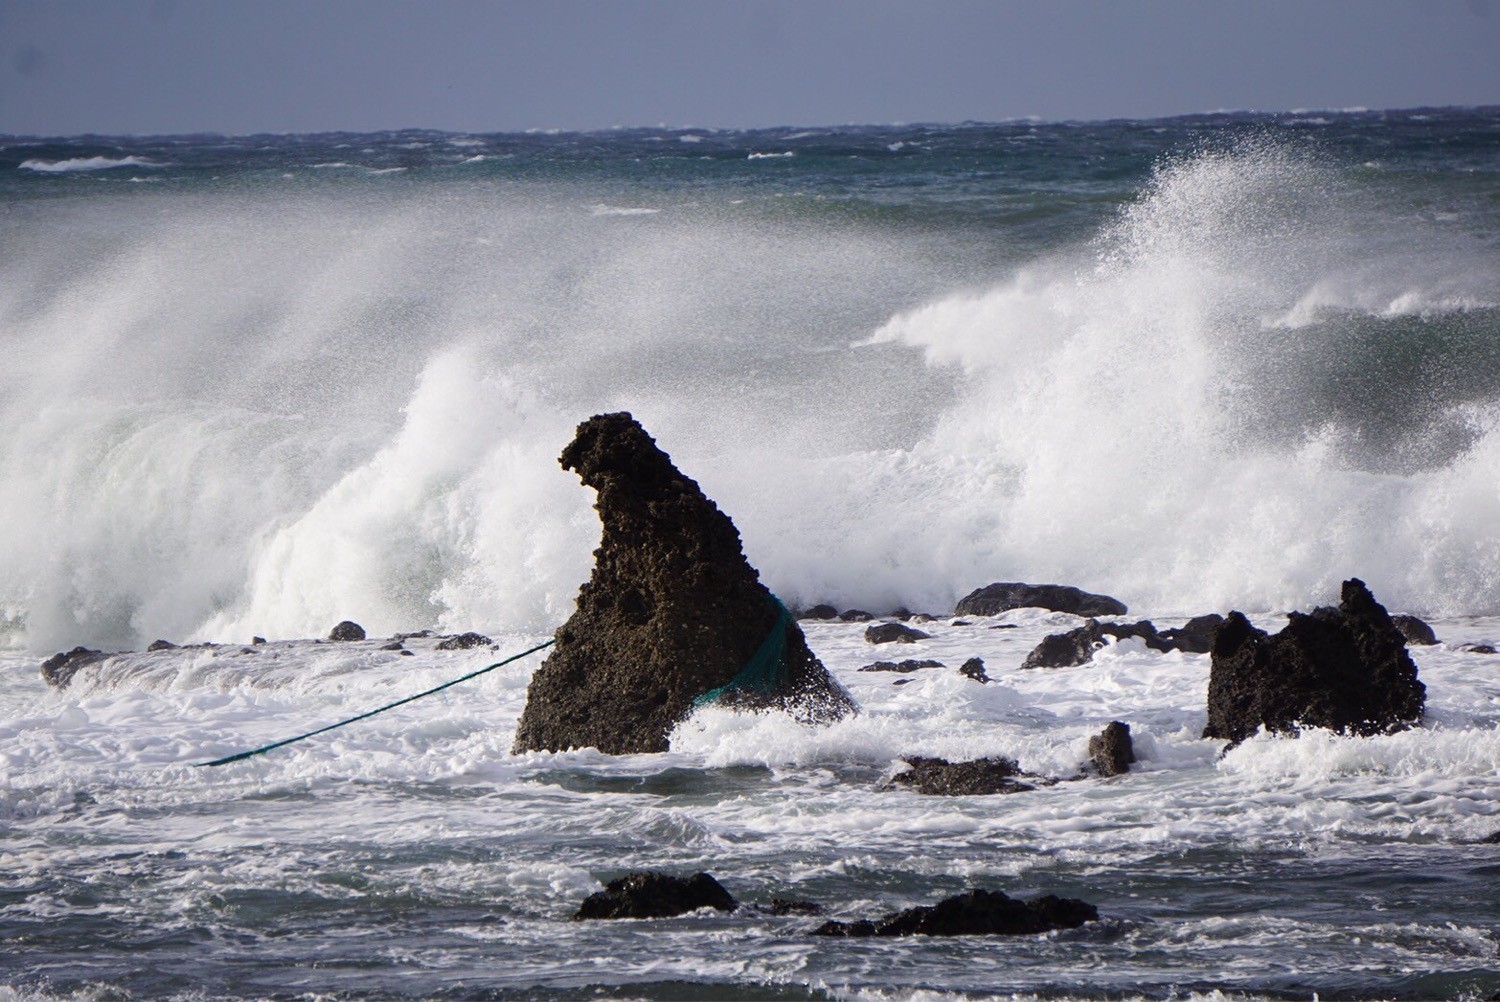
xmin=692 ymin=596 xmax=793 ymax=708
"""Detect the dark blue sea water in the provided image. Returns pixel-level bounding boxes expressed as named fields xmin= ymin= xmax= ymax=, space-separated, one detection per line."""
xmin=2 ymin=109 xmax=1499 ymax=1000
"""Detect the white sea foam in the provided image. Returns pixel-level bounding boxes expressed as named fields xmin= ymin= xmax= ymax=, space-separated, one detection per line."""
xmin=18 ymin=156 xmax=164 ymax=172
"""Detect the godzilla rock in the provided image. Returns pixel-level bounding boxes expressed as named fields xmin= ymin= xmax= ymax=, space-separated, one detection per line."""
xmin=858 ymin=659 xmax=944 ymax=673
xmin=955 ymin=582 xmax=1127 ymax=618
xmin=888 ymin=756 xmax=1034 ymax=796
xmin=1021 ymin=619 xmax=1170 ymax=669
xmin=864 ymin=622 xmax=932 ymax=645
xmin=435 ymin=631 xmax=493 ymax=650
xmin=574 ymin=871 xmax=737 ymax=920
xmin=812 ymin=888 xmax=1098 ymax=937
xmin=328 ymin=621 xmax=365 ymax=642
xmin=39 ymin=647 xmax=112 ymax=688
xmin=1203 ymin=579 xmax=1425 ymax=746
xmin=959 ymin=657 xmax=990 ymax=683
xmin=1390 ymin=614 xmax=1438 ymax=646
xmin=1088 ymin=721 xmax=1135 ymax=777
xmin=1158 ymin=614 xmax=1226 ymax=654
xmin=512 ymin=413 xmax=855 ymax=755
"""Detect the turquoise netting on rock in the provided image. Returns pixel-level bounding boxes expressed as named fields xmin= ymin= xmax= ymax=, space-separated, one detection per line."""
xmin=692 ymin=596 xmax=792 ymax=708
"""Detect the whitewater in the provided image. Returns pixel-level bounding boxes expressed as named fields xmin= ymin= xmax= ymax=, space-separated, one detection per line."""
xmin=2 ymin=109 xmax=1499 ymax=999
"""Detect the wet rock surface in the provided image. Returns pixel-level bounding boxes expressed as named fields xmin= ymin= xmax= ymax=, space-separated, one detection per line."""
xmin=1158 ymin=614 xmax=1226 ymax=654
xmin=328 ymin=621 xmax=366 ymax=642
xmin=40 ymin=647 xmax=112 ymax=688
xmin=1391 ymin=614 xmax=1438 ymax=646
xmin=811 ymin=888 xmax=1098 ymax=937
xmin=435 ymin=632 xmax=493 ymax=650
xmin=512 ymin=413 xmax=855 ymax=755
xmin=959 ymin=657 xmax=990 ymax=683
xmin=1020 ymin=619 xmax=1172 ymax=669
xmin=1203 ymin=579 xmax=1426 ymax=746
xmin=574 ymin=871 xmax=737 ymax=920
xmin=1089 ymin=721 xmax=1135 ymax=777
xmin=858 ymin=659 xmax=944 ymax=673
xmin=864 ymin=622 xmax=932 ymax=645
xmin=954 ymin=582 xmax=1127 ymax=618
xmin=887 ymin=756 xmax=1035 ymax=796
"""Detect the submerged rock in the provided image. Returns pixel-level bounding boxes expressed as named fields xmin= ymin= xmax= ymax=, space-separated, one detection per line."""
xmin=512 ymin=413 xmax=855 ymax=755
xmin=811 ymin=888 xmax=1098 ymax=937
xmin=1020 ymin=619 xmax=1171 ymax=669
xmin=1203 ymin=579 xmax=1426 ymax=746
xmin=887 ymin=756 xmax=1034 ymax=796
xmin=435 ymin=631 xmax=492 ymax=650
xmin=1158 ymin=613 xmax=1226 ymax=654
xmin=838 ymin=609 xmax=875 ymax=622
xmin=328 ymin=621 xmax=365 ymax=642
xmin=864 ymin=622 xmax=932 ymax=645
xmin=147 ymin=639 xmax=178 ymax=652
xmin=1391 ymin=614 xmax=1438 ymax=646
xmin=859 ymin=659 xmax=944 ymax=673
xmin=1088 ymin=721 xmax=1134 ymax=777
xmin=768 ymin=898 xmax=822 ymax=916
xmin=574 ymin=871 xmax=737 ymax=920
xmin=954 ymin=582 xmax=1127 ymax=618
xmin=40 ymin=647 xmax=111 ymax=688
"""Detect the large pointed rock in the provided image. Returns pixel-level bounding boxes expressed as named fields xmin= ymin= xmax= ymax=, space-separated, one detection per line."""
xmin=1203 ymin=579 xmax=1425 ymax=746
xmin=512 ymin=413 xmax=856 ymax=754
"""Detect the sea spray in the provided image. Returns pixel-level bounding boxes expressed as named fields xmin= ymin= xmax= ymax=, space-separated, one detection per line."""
xmin=2 ymin=123 xmax=1498 ymax=653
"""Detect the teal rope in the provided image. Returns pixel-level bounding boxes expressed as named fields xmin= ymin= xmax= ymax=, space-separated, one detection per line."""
xmin=692 ymin=596 xmax=792 ymax=707
xmin=194 ymin=638 xmax=555 ymax=767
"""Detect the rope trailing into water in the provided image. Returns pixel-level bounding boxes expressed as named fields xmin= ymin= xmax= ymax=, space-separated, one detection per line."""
xmin=692 ymin=595 xmax=792 ymax=707
xmin=194 ymin=638 xmax=555 ymax=767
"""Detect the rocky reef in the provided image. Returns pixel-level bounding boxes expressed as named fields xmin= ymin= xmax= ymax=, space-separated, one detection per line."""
xmin=812 ymin=888 xmax=1098 ymax=937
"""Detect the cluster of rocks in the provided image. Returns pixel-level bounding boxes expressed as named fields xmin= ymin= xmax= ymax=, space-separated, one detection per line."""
xmin=37 ymin=622 xmax=512 ymax=689
xmin=572 ymin=870 xmax=1099 ymax=939
xmin=1020 ymin=614 xmax=1224 ymax=669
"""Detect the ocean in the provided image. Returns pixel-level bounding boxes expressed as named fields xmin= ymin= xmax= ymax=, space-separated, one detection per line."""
xmin=1 ymin=109 xmax=1498 ymax=999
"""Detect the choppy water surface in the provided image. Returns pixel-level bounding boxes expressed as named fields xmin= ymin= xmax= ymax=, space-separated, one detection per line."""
xmin=2 ymin=109 xmax=1500 ymax=998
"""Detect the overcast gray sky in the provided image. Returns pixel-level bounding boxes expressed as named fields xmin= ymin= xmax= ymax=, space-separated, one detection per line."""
xmin=2 ymin=0 xmax=1497 ymax=136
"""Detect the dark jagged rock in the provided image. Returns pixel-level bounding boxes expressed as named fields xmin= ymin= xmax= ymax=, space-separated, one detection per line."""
xmin=1158 ymin=614 xmax=1226 ymax=654
xmin=888 ymin=756 xmax=1034 ymax=796
xmin=865 ymin=622 xmax=932 ymax=645
xmin=513 ymin=413 xmax=855 ymax=755
xmin=1203 ymin=579 xmax=1426 ymax=746
xmin=955 ymin=582 xmax=1127 ymax=618
xmin=859 ymin=659 xmax=944 ymax=673
xmin=1088 ymin=721 xmax=1134 ymax=777
xmin=799 ymin=604 xmax=839 ymax=621
xmin=811 ymin=888 xmax=1098 ymax=937
xmin=574 ymin=871 xmax=737 ymax=920
xmin=251 ymin=636 xmax=267 ymax=645
xmin=40 ymin=647 xmax=111 ymax=688
xmin=147 ymin=639 xmax=177 ymax=652
xmin=436 ymin=631 xmax=493 ymax=650
xmin=1021 ymin=619 xmax=1170 ymax=669
xmin=328 ymin=621 xmax=365 ymax=642
xmin=959 ymin=657 xmax=990 ymax=683
xmin=769 ymin=898 xmax=822 ymax=916
xmin=1390 ymin=615 xmax=1437 ymax=645
xmin=839 ymin=609 xmax=874 ymax=622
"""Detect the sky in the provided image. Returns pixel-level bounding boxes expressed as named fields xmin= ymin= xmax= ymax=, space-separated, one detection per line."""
xmin=2 ymin=0 xmax=1498 ymax=136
